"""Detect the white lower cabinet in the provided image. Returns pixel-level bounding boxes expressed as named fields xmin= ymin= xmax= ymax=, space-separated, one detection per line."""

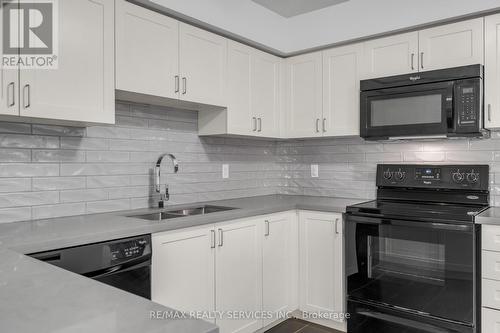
xmin=152 ymin=212 xmax=298 ymax=333
xmin=216 ymin=217 xmax=263 ymax=333
xmin=482 ymin=225 xmax=500 ymax=332
xmin=483 ymin=308 xmax=500 ymax=332
xmin=152 ymin=210 xmax=343 ymax=332
xmin=299 ymin=211 xmax=344 ymax=322
xmin=262 ymin=212 xmax=298 ymax=327
xmin=152 ymin=226 xmax=216 ymax=320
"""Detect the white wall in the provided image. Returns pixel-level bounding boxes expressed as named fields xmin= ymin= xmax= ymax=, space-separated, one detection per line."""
xmin=148 ymin=0 xmax=500 ymax=54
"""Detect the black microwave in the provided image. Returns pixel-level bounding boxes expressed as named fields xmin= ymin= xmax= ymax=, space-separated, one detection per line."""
xmin=360 ymin=65 xmax=488 ymax=140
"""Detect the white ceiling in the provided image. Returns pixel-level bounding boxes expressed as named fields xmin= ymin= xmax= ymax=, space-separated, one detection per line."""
xmin=251 ymin=0 xmax=349 ymax=18
xmin=145 ymin=0 xmax=500 ymax=55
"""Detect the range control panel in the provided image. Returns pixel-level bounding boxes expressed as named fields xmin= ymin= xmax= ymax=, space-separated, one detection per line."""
xmin=377 ymin=164 xmax=489 ymax=191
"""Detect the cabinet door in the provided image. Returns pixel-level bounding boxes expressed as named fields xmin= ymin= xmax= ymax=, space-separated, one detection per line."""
xmin=252 ymin=51 xmax=281 ymax=137
xmin=485 ymin=14 xmax=500 ymax=129
xmin=19 ymin=0 xmax=114 ymax=124
xmin=152 ymin=226 xmax=215 ymax=321
xmin=322 ymin=43 xmax=363 ymax=137
xmin=483 ymin=308 xmax=500 ymax=333
xmin=0 ymin=0 xmax=18 ymax=116
xmin=263 ymin=212 xmax=298 ymax=327
xmin=285 ymin=52 xmax=323 ymax=138
xmin=216 ymin=218 xmax=263 ymax=333
xmin=226 ymin=41 xmax=254 ymax=135
xmin=419 ymin=18 xmax=484 ymax=71
xmin=179 ymin=23 xmax=227 ymax=107
xmin=362 ymin=32 xmax=418 ymax=79
xmin=116 ymin=0 xmax=179 ymax=99
xmin=299 ymin=211 xmax=344 ymax=321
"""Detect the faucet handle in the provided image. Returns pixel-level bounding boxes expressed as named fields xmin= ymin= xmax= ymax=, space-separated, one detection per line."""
xmin=164 ymin=184 xmax=170 ymax=202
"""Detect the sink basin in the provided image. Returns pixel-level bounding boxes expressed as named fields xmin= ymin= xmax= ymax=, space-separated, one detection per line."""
xmin=128 ymin=205 xmax=236 ymax=221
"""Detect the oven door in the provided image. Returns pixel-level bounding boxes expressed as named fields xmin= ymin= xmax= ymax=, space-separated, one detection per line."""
xmin=345 ymin=214 xmax=476 ymax=325
xmin=360 ymin=81 xmax=454 ymax=140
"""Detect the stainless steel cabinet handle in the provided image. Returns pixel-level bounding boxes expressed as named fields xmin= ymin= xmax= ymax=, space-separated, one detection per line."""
xmin=252 ymin=117 xmax=257 ymax=131
xmin=335 ymin=218 xmax=339 ymax=234
xmin=316 ymin=119 xmax=320 ymax=133
xmin=410 ymin=53 xmax=415 ymax=70
xmin=7 ymin=82 xmax=14 ymax=107
xmin=210 ymin=230 xmax=216 ymax=248
xmin=258 ymin=118 xmax=262 ymax=132
xmin=218 ymin=228 xmax=223 ymax=247
xmin=488 ymin=104 xmax=492 ymax=122
xmin=420 ymin=52 xmax=424 ymax=69
xmin=265 ymin=220 xmax=270 ymax=236
xmin=23 ymin=84 xmax=30 ymax=109
xmin=174 ymin=75 xmax=180 ymax=93
xmin=322 ymin=118 xmax=327 ymax=133
xmin=182 ymin=77 xmax=187 ymax=95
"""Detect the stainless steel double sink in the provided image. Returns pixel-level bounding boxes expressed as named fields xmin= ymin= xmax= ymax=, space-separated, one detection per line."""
xmin=129 ymin=205 xmax=236 ymax=221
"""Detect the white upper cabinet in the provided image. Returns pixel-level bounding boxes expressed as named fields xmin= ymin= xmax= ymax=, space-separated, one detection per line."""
xmin=19 ymin=0 xmax=115 ymax=124
xmin=418 ymin=18 xmax=484 ymax=71
xmin=285 ymin=52 xmax=323 ymax=138
xmin=362 ymin=32 xmax=419 ymax=79
xmin=0 ymin=1 xmax=18 ymax=117
xmin=226 ymin=41 xmax=253 ymax=135
xmin=152 ymin=226 xmax=215 ymax=320
xmin=179 ymin=23 xmax=227 ymax=107
xmin=252 ymin=50 xmax=281 ymax=137
xmin=322 ymin=43 xmax=363 ymax=137
xmin=485 ymin=14 xmax=500 ymax=129
xmin=201 ymin=41 xmax=281 ymax=137
xmin=116 ymin=0 xmax=179 ymax=99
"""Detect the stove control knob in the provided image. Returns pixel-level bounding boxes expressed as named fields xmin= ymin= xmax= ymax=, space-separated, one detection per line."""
xmin=466 ymin=172 xmax=478 ymax=183
xmin=452 ymin=171 xmax=465 ymax=183
xmin=383 ymin=170 xmax=392 ymax=180
xmin=394 ymin=170 xmax=406 ymax=181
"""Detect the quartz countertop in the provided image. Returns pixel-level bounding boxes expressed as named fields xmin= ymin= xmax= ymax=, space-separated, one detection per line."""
xmin=0 ymin=194 xmax=363 ymax=333
xmin=0 ymin=194 xmax=361 ymax=254
xmin=475 ymin=207 xmax=500 ymax=225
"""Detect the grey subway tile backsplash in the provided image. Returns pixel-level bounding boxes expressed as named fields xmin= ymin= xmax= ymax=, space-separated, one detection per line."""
xmin=1 ymin=100 xmax=500 ymax=224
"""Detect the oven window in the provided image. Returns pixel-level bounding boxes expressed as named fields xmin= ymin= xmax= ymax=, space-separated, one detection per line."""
xmin=367 ymin=236 xmax=445 ymax=286
xmin=371 ymin=94 xmax=442 ymax=127
xmin=346 ymin=221 xmax=474 ymax=324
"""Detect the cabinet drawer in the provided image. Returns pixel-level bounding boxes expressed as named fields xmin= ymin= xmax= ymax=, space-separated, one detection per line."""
xmin=483 ymin=225 xmax=500 ymax=252
xmin=483 ymin=279 xmax=500 ymax=310
xmin=483 ymin=251 xmax=500 ymax=281
xmin=482 ymin=307 xmax=500 ymax=333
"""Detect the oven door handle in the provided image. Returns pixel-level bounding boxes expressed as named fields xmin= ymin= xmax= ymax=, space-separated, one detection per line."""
xmin=358 ymin=310 xmax=449 ymax=333
xmin=347 ymin=214 xmax=473 ymax=232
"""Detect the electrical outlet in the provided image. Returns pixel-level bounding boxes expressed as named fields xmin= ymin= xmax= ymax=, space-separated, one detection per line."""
xmin=222 ymin=164 xmax=229 ymax=179
xmin=311 ymin=164 xmax=319 ymax=178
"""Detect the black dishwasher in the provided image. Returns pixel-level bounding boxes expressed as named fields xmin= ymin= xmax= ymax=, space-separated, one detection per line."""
xmin=29 ymin=234 xmax=152 ymax=299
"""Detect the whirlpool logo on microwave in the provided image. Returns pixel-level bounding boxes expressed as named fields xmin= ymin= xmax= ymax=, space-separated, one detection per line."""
xmin=409 ymin=76 xmax=421 ymax=81
xmin=2 ymin=0 xmax=59 ymax=69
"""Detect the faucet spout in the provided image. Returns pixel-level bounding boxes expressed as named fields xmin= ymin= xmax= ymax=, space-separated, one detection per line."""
xmin=154 ymin=153 xmax=179 ymax=207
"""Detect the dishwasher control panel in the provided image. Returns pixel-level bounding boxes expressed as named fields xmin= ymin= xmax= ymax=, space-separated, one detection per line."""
xmin=109 ymin=236 xmax=151 ymax=263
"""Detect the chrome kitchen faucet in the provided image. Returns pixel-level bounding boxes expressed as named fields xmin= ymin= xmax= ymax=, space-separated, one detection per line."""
xmin=155 ymin=153 xmax=179 ymax=208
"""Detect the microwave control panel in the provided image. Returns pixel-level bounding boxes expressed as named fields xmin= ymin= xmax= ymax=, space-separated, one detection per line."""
xmin=456 ymin=80 xmax=480 ymax=131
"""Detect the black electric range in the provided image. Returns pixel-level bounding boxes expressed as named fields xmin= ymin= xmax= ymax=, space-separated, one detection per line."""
xmin=345 ymin=164 xmax=489 ymax=333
